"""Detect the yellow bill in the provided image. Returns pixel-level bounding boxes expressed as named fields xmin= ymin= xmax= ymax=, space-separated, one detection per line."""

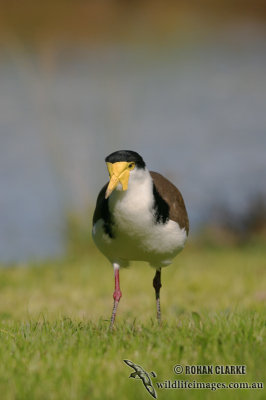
xmin=105 ymin=161 xmax=131 ymax=199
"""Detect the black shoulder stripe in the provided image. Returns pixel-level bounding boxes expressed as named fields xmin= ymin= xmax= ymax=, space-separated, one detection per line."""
xmin=102 ymin=199 xmax=114 ymax=238
xmin=152 ymin=183 xmax=170 ymax=224
xmin=93 ymin=183 xmax=114 ymax=238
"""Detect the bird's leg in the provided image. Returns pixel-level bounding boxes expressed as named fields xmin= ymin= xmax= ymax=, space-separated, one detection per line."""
xmin=110 ymin=263 xmax=122 ymax=330
xmin=153 ymin=268 xmax=162 ymax=325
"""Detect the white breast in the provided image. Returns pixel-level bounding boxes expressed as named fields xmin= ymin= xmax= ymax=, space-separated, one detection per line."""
xmin=92 ymin=168 xmax=187 ymax=268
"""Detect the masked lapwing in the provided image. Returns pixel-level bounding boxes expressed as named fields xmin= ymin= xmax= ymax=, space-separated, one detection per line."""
xmin=92 ymin=150 xmax=189 ymax=329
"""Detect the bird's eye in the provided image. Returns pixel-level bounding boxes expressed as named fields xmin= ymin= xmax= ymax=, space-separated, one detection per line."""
xmin=128 ymin=162 xmax=135 ymax=170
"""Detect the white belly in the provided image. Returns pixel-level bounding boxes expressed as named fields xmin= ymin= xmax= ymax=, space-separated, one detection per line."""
xmin=92 ymin=183 xmax=187 ymax=267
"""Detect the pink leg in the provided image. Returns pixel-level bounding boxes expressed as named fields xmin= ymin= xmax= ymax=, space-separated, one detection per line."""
xmin=110 ymin=264 xmax=122 ymax=329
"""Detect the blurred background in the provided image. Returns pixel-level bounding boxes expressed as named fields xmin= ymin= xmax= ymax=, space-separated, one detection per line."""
xmin=1 ymin=0 xmax=266 ymax=263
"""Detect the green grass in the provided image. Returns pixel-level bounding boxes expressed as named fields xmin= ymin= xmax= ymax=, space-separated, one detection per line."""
xmin=0 ymin=243 xmax=265 ymax=400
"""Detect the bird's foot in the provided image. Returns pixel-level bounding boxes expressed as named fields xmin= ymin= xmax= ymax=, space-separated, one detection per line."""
xmin=109 ymin=300 xmax=119 ymax=330
xmin=109 ymin=288 xmax=122 ymax=330
xmin=156 ymin=298 xmax=162 ymax=326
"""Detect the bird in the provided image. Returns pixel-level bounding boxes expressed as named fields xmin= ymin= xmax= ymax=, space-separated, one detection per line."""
xmin=92 ymin=150 xmax=189 ymax=329
xmin=123 ymin=359 xmax=157 ymax=398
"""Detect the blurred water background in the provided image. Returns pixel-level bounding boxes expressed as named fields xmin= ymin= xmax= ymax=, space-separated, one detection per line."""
xmin=0 ymin=1 xmax=266 ymax=262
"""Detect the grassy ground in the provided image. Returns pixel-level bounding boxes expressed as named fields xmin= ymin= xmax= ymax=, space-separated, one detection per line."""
xmin=0 ymin=242 xmax=265 ymax=400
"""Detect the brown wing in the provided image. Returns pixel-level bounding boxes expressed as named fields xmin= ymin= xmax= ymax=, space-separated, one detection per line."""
xmin=150 ymin=171 xmax=189 ymax=234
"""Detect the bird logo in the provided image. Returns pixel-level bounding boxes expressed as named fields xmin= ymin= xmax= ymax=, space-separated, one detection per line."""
xmin=123 ymin=359 xmax=157 ymax=399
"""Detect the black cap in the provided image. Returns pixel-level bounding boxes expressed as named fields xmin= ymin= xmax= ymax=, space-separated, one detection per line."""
xmin=105 ymin=150 xmax=146 ymax=169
